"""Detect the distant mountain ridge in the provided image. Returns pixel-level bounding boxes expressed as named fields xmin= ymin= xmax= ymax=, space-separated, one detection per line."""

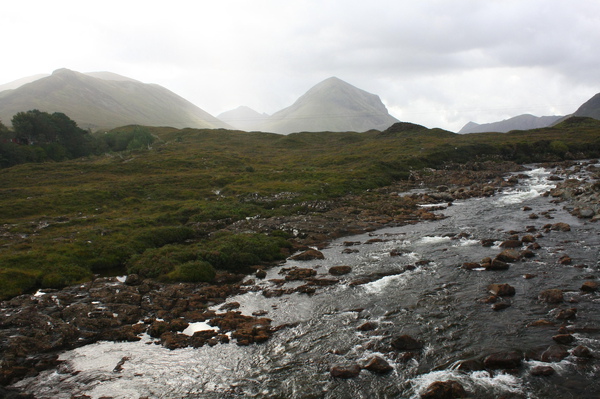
xmin=255 ymin=77 xmax=399 ymax=134
xmin=459 ymin=114 xmax=563 ymax=134
xmin=0 ymin=69 xmax=230 ymax=131
xmin=217 ymin=106 xmax=269 ymax=132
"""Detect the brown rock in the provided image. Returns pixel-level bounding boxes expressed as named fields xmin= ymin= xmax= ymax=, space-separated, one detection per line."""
xmin=462 ymin=262 xmax=481 ymax=270
xmin=357 ymin=321 xmax=377 ymax=331
xmin=529 ymin=213 xmax=539 ymax=219
xmin=330 ymin=364 xmax=361 ymax=379
xmin=420 ymin=380 xmax=468 ymax=399
xmin=500 ymin=240 xmax=522 ymax=249
xmin=391 ymin=334 xmax=423 ymax=351
xmin=552 ymin=334 xmax=575 ymax=344
xmin=559 ymin=255 xmax=572 ymax=265
xmin=581 ymin=281 xmax=599 ymax=292
xmin=483 ymin=351 xmax=523 ymax=369
xmin=486 ymin=259 xmax=509 ymax=271
xmin=492 ymin=302 xmax=511 ymax=311
xmin=528 ymin=319 xmax=555 ymax=327
xmin=363 ymin=356 xmax=393 ymax=374
xmin=541 ymin=345 xmax=569 ymax=362
xmin=551 ymin=222 xmax=571 ymax=232
xmin=556 ymin=308 xmax=577 ymax=320
xmin=285 ymin=268 xmax=317 ymax=281
xmin=481 ymin=239 xmax=496 ymax=247
xmin=531 ymin=365 xmax=555 ymax=376
xmin=290 ymin=249 xmax=324 ymax=261
xmin=329 ymin=265 xmax=352 ymax=276
xmin=572 ymin=345 xmax=593 ymax=358
xmin=521 ymin=235 xmax=536 ymax=243
xmin=488 ymin=283 xmax=516 ymax=297
xmin=496 ymin=249 xmax=521 ymax=263
xmin=538 ymin=289 xmax=563 ymax=304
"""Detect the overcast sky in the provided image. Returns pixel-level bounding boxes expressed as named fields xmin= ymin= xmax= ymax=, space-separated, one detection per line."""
xmin=2 ymin=0 xmax=599 ymax=131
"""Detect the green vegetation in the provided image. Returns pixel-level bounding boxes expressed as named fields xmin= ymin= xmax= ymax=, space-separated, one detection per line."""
xmin=1 ymin=115 xmax=599 ymax=299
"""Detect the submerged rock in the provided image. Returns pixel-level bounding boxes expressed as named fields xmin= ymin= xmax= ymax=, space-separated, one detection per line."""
xmin=391 ymin=334 xmax=423 ymax=351
xmin=330 ymin=364 xmax=361 ymax=379
xmin=290 ymin=249 xmax=324 ymax=261
xmin=420 ymin=380 xmax=468 ymax=399
xmin=483 ymin=351 xmax=523 ymax=369
xmin=538 ymin=289 xmax=564 ymax=304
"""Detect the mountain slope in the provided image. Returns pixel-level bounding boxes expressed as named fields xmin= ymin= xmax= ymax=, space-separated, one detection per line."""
xmin=217 ymin=106 xmax=269 ymax=131
xmin=259 ymin=77 xmax=399 ymax=134
xmin=571 ymin=92 xmax=600 ymax=120
xmin=0 ymin=69 xmax=230 ymax=130
xmin=459 ymin=114 xmax=562 ymax=134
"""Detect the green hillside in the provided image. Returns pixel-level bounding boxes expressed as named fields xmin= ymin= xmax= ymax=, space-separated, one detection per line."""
xmin=0 ymin=118 xmax=599 ymax=299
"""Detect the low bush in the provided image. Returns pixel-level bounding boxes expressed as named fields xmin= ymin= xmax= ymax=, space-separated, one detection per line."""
xmin=164 ymin=260 xmax=215 ymax=283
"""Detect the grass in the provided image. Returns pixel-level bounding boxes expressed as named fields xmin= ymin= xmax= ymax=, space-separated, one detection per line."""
xmin=0 ymin=117 xmax=599 ymax=299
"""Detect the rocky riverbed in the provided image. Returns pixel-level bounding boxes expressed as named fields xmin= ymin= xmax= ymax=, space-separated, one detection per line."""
xmin=1 ymin=160 xmax=599 ymax=398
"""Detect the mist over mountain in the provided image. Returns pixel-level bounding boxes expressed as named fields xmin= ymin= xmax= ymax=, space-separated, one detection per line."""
xmin=458 ymin=114 xmax=563 ymax=134
xmin=217 ymin=106 xmax=269 ymax=131
xmin=258 ymin=77 xmax=399 ymax=134
xmin=0 ymin=74 xmax=49 ymax=92
xmin=0 ymin=69 xmax=230 ymax=131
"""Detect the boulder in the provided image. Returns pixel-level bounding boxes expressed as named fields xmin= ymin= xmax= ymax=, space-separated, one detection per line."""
xmin=559 ymin=255 xmax=572 ymax=265
xmin=285 ymin=268 xmax=317 ymax=281
xmin=555 ymin=308 xmax=577 ymax=320
xmin=581 ymin=281 xmax=599 ymax=292
xmin=363 ymin=356 xmax=393 ymax=374
xmin=572 ymin=345 xmax=593 ymax=358
xmin=357 ymin=321 xmax=377 ymax=331
xmin=391 ymin=334 xmax=423 ymax=351
xmin=329 ymin=265 xmax=352 ymax=276
xmin=486 ymin=259 xmax=509 ymax=271
xmin=420 ymin=380 xmax=468 ymax=399
xmin=551 ymin=222 xmax=571 ymax=232
xmin=531 ymin=365 xmax=555 ymax=376
xmin=538 ymin=289 xmax=563 ymax=304
xmin=488 ymin=283 xmax=516 ymax=297
xmin=552 ymin=334 xmax=575 ymax=344
xmin=290 ymin=249 xmax=324 ymax=261
xmin=521 ymin=235 xmax=536 ymax=243
xmin=541 ymin=345 xmax=569 ymax=362
xmin=500 ymin=240 xmax=522 ymax=249
xmin=330 ymin=364 xmax=361 ymax=379
xmin=483 ymin=351 xmax=523 ymax=369
xmin=496 ymin=249 xmax=520 ymax=263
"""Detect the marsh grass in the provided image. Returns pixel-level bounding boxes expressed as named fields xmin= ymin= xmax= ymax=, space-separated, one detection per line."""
xmin=1 ymin=118 xmax=599 ymax=298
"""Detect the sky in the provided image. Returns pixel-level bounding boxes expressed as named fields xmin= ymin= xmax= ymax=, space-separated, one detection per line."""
xmin=2 ymin=0 xmax=599 ymax=132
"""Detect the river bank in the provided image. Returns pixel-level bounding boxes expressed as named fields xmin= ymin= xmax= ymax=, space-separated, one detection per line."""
xmin=2 ymin=160 xmax=599 ymax=398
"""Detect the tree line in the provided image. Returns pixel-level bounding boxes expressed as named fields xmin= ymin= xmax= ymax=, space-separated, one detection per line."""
xmin=0 ymin=110 xmax=155 ymax=168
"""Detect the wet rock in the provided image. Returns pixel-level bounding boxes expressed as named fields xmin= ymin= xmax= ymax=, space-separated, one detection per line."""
xmin=391 ymin=334 xmax=423 ymax=351
xmin=581 ymin=281 xmax=599 ymax=292
xmin=363 ymin=356 xmax=393 ymax=374
xmin=219 ymin=302 xmax=241 ymax=311
xmin=488 ymin=283 xmax=516 ymax=297
xmin=462 ymin=262 xmax=481 ymax=270
xmin=124 ymin=274 xmax=143 ymax=286
xmin=255 ymin=269 xmax=267 ymax=279
xmin=343 ymin=241 xmax=361 ymax=246
xmin=531 ymin=365 xmax=555 ymax=376
xmin=483 ymin=351 xmax=523 ymax=369
xmin=529 ymin=213 xmax=539 ymax=219
xmin=492 ymin=302 xmax=511 ymax=311
xmin=496 ymin=249 xmax=521 ymax=263
xmin=552 ymin=334 xmax=575 ymax=344
xmin=306 ymin=277 xmax=339 ymax=286
xmin=520 ymin=249 xmax=536 ymax=258
xmin=555 ymin=308 xmax=577 ymax=320
xmin=330 ymin=364 xmax=361 ymax=379
xmin=578 ymin=208 xmax=595 ymax=218
xmin=572 ymin=345 xmax=593 ymax=358
xmin=551 ymin=222 xmax=571 ymax=232
xmin=342 ymin=248 xmax=359 ymax=254
xmin=500 ymin=240 xmax=522 ymax=249
xmin=528 ymin=319 xmax=555 ymax=327
xmin=284 ymin=268 xmax=317 ymax=281
xmin=559 ymin=255 xmax=572 ymax=265
xmin=486 ymin=259 xmax=509 ymax=271
xmin=357 ymin=321 xmax=377 ymax=331
xmin=481 ymin=239 xmax=496 ymax=247
xmin=541 ymin=345 xmax=569 ymax=362
xmin=329 ymin=265 xmax=352 ymax=276
xmin=148 ymin=321 xmax=170 ymax=338
xmin=290 ymin=249 xmax=324 ymax=261
xmin=539 ymin=289 xmax=564 ymax=304
xmin=521 ymin=235 xmax=536 ymax=243
xmin=527 ymin=242 xmax=542 ymax=250
xmin=420 ymin=380 xmax=468 ymax=399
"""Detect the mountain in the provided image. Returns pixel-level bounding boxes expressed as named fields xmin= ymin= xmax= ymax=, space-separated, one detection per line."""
xmin=571 ymin=92 xmax=600 ymax=120
xmin=0 ymin=74 xmax=49 ymax=92
xmin=217 ymin=106 xmax=269 ymax=131
xmin=259 ymin=77 xmax=399 ymax=134
xmin=459 ymin=114 xmax=563 ymax=134
xmin=0 ymin=68 xmax=230 ymax=131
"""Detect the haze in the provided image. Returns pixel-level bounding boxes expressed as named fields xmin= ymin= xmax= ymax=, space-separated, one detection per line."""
xmin=1 ymin=0 xmax=599 ymax=132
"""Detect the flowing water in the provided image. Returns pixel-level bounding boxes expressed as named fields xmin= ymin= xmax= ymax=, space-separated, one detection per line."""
xmin=14 ymin=165 xmax=600 ymax=398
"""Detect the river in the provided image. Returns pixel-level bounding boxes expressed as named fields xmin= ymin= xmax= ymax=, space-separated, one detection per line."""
xmin=13 ymin=165 xmax=600 ymax=398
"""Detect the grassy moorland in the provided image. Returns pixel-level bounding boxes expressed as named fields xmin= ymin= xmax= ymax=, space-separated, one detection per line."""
xmin=0 ymin=118 xmax=599 ymax=299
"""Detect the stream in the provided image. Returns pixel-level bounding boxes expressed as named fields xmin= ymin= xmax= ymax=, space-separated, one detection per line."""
xmin=14 ymin=165 xmax=600 ymax=398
